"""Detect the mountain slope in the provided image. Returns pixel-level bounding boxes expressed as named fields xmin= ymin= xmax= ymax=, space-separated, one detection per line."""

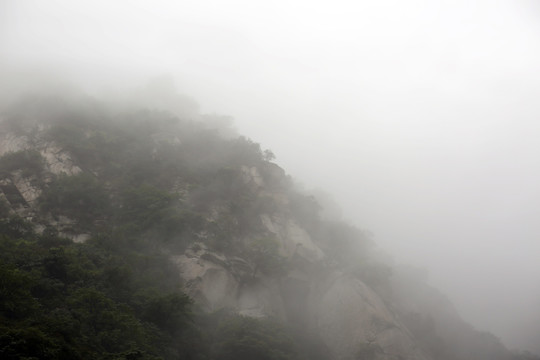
xmin=0 ymin=93 xmax=536 ymax=360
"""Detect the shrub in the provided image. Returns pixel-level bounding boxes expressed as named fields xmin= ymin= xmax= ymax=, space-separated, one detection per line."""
xmin=39 ymin=173 xmax=110 ymax=229
xmin=0 ymin=150 xmax=44 ymax=178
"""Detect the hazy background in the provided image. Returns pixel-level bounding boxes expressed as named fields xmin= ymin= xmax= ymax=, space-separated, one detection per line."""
xmin=2 ymin=0 xmax=540 ymax=353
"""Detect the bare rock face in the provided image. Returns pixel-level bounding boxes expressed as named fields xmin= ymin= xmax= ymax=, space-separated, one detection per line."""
xmin=312 ymin=274 xmax=429 ymax=360
xmin=236 ymin=279 xmax=285 ymax=318
xmin=0 ymin=132 xmax=31 ymax=155
xmin=39 ymin=142 xmax=81 ymax=176
xmin=0 ymin=126 xmax=84 ymax=240
xmin=0 ymin=124 xmax=81 ymax=176
xmin=173 ymin=246 xmax=240 ymax=311
xmin=173 ymin=241 xmax=428 ymax=360
xmin=172 ymin=164 xmax=429 ymax=360
xmin=11 ymin=171 xmax=41 ymax=206
xmin=260 ymin=213 xmax=324 ymax=262
xmin=173 ymin=243 xmax=286 ymax=318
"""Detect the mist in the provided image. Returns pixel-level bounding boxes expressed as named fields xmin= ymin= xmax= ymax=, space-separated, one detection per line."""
xmin=2 ymin=0 xmax=540 ymax=353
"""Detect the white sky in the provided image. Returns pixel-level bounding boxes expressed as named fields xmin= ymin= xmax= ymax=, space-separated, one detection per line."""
xmin=2 ymin=0 xmax=540 ymax=352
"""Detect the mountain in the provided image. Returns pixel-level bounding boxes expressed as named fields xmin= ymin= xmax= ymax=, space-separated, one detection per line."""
xmin=0 ymin=93 xmax=536 ymax=360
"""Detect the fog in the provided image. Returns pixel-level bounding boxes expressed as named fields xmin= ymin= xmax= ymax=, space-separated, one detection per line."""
xmin=2 ymin=0 xmax=540 ymax=353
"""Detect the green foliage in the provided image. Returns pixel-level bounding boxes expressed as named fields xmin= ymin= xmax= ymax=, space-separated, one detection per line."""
xmin=0 ymin=326 xmax=64 ymax=360
xmin=263 ymin=149 xmax=276 ymax=162
xmin=244 ymin=237 xmax=287 ymax=277
xmin=195 ymin=311 xmax=331 ymax=360
xmin=117 ymin=184 xmax=204 ymax=247
xmin=139 ymin=293 xmax=193 ymax=334
xmin=0 ymin=95 xmax=337 ymax=360
xmin=0 ymin=264 xmax=40 ymax=319
xmin=1 ymin=89 xmax=535 ymax=360
xmin=0 ymin=150 xmax=44 ymax=178
xmin=203 ymin=213 xmax=237 ymax=252
xmin=228 ymin=136 xmax=265 ymax=166
xmin=0 ymin=93 xmax=335 ymax=360
xmin=0 ymin=225 xmax=199 ymax=360
xmin=39 ymin=173 xmax=110 ymax=229
xmin=119 ymin=184 xmax=177 ymax=229
xmin=0 ymin=215 xmax=35 ymax=239
xmin=46 ymin=122 xmax=89 ymax=154
xmin=0 ymin=197 xmax=10 ymax=217
xmin=210 ymin=315 xmax=298 ymax=360
xmin=67 ymin=287 xmax=148 ymax=355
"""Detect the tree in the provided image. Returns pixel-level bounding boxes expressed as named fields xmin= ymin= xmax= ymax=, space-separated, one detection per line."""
xmin=244 ymin=237 xmax=286 ymax=277
xmin=39 ymin=173 xmax=110 ymax=229
xmin=211 ymin=315 xmax=298 ymax=360
xmin=263 ymin=149 xmax=276 ymax=162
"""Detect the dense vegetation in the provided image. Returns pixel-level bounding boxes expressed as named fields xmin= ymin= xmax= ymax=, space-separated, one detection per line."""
xmin=0 ymin=211 xmax=323 ymax=359
xmin=0 ymin=95 xmax=332 ymax=359
xmin=0 ymin=212 xmax=194 ymax=359
xmin=1 ymin=94 xmax=537 ymax=360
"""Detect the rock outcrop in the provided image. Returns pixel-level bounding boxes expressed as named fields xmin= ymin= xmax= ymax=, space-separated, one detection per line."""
xmin=173 ymin=243 xmax=286 ymax=318
xmin=0 ymin=127 xmax=81 ymax=177
xmin=312 ymin=273 xmax=428 ymax=360
xmin=171 ymin=161 xmax=431 ymax=360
